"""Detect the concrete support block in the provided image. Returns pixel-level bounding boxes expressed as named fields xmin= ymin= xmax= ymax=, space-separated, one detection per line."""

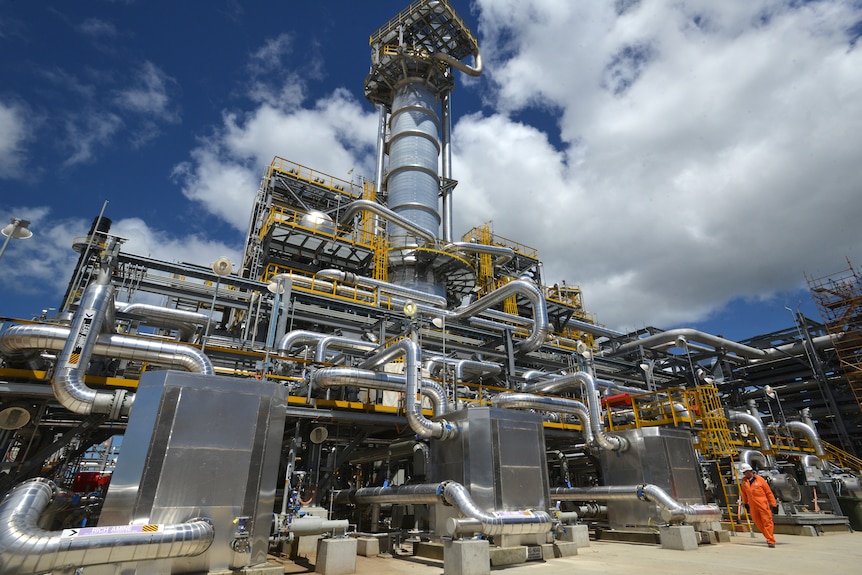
xmin=714 ymin=530 xmax=731 ymax=543
xmin=488 ymin=546 xmax=525 ymax=566
xmin=659 ymin=525 xmax=699 ymax=551
xmin=444 ymin=539 xmax=490 ymax=575
xmin=315 ymin=537 xmax=357 ymax=575
xmin=557 ymin=524 xmax=590 ymax=548
xmin=356 ymin=537 xmax=379 ymax=557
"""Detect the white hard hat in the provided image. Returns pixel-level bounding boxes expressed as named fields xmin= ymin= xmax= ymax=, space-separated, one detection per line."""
xmin=739 ymin=463 xmax=754 ymax=473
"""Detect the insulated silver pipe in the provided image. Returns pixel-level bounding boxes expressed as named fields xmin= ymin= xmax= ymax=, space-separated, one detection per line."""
xmin=287 ymin=516 xmax=349 ymax=536
xmin=440 ymin=92 xmax=453 ymax=242
xmin=442 ymin=242 xmax=514 ymax=267
xmin=786 ymin=420 xmax=826 ymax=456
xmin=115 ymin=302 xmax=208 ymax=342
xmin=434 ymin=50 xmax=483 ymax=77
xmin=520 ymin=372 xmax=629 ymax=451
xmin=445 ymin=279 xmax=550 ymax=354
xmin=0 ymin=324 xmax=214 ymax=417
xmin=54 ymin=279 xmax=120 ymax=415
xmin=550 ymin=485 xmax=722 ymax=524
xmin=728 ymin=410 xmax=775 ymax=465
xmin=332 ymin=480 xmax=551 ymax=537
xmin=739 ymin=449 xmax=769 ymax=469
xmin=492 ymin=392 xmax=599 ymax=449
xmin=607 ymin=328 xmax=768 ymax=359
xmin=426 ymin=356 xmax=503 ymax=383
xmin=311 ymin=367 xmax=448 ymax=417
xmin=313 ymin=335 xmax=378 ymax=364
xmin=358 ymin=338 xmax=455 ymax=439
xmin=316 ymin=268 xmax=447 ymax=308
xmin=0 ymin=478 xmax=214 ymax=575
xmin=340 ymin=199 xmax=436 ymax=246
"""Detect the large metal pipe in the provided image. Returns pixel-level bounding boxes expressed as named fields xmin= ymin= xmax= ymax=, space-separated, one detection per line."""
xmin=426 ymin=356 xmax=503 ymax=383
xmin=115 ymin=302 xmax=208 ymax=342
xmin=0 ymin=478 xmax=214 ymax=575
xmin=311 ymin=366 xmax=448 ymax=417
xmin=0 ymin=323 xmax=214 ymax=418
xmin=445 ymin=279 xmax=550 ymax=354
xmin=339 ymin=199 xmax=436 ymax=246
xmin=786 ymin=420 xmax=826 ymax=456
xmin=520 ymin=372 xmax=629 ymax=451
xmin=728 ymin=410 xmax=775 ymax=465
xmin=739 ymin=449 xmax=769 ymax=469
xmin=332 ymin=480 xmax=551 ymax=537
xmin=53 ymin=279 xmax=124 ymax=416
xmin=550 ymin=485 xmax=721 ymax=525
xmin=316 ymin=269 xmax=447 ymax=308
xmin=359 ymin=338 xmax=455 ymax=439
xmin=492 ymin=392 xmax=628 ymax=452
xmin=607 ymin=327 xmax=840 ymax=362
xmin=442 ymin=242 xmax=514 ymax=267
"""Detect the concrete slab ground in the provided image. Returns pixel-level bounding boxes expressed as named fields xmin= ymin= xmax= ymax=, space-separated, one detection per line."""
xmin=278 ymin=531 xmax=862 ymax=575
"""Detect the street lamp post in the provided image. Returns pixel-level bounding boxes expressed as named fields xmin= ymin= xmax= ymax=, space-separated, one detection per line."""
xmin=0 ymin=218 xmax=33 ymax=264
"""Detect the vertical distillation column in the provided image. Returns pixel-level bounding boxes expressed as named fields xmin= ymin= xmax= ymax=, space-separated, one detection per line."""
xmin=386 ymin=78 xmax=443 ymax=295
xmin=365 ymin=0 xmax=481 ymax=299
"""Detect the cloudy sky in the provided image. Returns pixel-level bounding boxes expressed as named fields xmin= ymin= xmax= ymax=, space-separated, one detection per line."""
xmin=1 ymin=0 xmax=860 ymax=340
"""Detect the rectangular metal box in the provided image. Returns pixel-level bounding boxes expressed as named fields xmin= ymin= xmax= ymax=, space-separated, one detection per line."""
xmin=430 ymin=407 xmax=550 ymax=512
xmin=600 ymin=427 xmax=705 ymax=528
xmin=98 ymin=370 xmax=287 ymax=574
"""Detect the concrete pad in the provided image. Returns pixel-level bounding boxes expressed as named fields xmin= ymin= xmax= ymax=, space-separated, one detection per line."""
xmin=444 ymin=539 xmax=490 ymax=575
xmin=488 ymin=546 xmax=526 ymax=566
xmin=659 ymin=525 xmax=699 ymax=551
xmin=557 ymin=524 xmax=591 ymax=547
xmin=315 ymin=537 xmax=357 ymax=575
xmin=356 ymin=537 xmax=380 ymax=557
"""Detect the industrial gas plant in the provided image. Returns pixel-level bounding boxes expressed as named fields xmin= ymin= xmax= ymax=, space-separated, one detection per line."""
xmin=2 ymin=1 xmax=862 ymax=574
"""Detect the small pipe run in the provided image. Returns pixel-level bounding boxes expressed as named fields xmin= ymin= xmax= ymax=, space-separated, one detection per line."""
xmin=311 ymin=367 xmax=448 ymax=417
xmin=0 ymin=478 xmax=214 ymax=575
xmin=332 ymin=481 xmax=551 ymax=537
xmin=492 ymin=392 xmax=627 ymax=452
xmin=359 ymin=338 xmax=456 ymax=439
xmin=286 ymin=516 xmax=349 ymax=536
xmin=520 ymin=371 xmax=629 ymax=452
xmin=550 ymin=485 xmax=722 ymax=525
xmin=433 ymin=50 xmax=483 ymax=77
xmin=786 ymin=420 xmax=826 ymax=456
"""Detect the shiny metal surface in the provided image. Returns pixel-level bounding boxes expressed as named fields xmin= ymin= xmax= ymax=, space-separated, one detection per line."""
xmin=0 ymin=478 xmax=213 ymax=575
xmin=599 ymin=428 xmax=706 ymax=527
xmin=99 ymin=371 xmax=286 ymax=573
xmin=430 ymin=407 xmax=550 ymax=513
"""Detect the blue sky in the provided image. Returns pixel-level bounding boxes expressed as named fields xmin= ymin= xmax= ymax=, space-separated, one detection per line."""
xmin=1 ymin=0 xmax=860 ymax=341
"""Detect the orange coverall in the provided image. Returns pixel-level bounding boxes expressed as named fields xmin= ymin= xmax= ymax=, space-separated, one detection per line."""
xmin=740 ymin=473 xmax=778 ymax=545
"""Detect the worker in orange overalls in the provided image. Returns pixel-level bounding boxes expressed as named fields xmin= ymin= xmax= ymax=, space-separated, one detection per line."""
xmin=739 ymin=463 xmax=778 ymax=547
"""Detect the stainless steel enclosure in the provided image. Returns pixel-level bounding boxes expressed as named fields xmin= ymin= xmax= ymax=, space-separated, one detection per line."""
xmin=600 ymin=427 xmax=706 ymax=528
xmin=430 ymin=407 xmax=550 ymax=512
xmin=98 ymin=371 xmax=287 ymax=574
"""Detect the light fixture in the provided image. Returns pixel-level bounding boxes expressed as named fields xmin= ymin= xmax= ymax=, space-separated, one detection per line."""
xmin=675 ymin=335 xmax=688 ymax=350
xmin=432 ymin=317 xmax=445 ymax=328
xmin=765 ymin=385 xmax=776 ymax=399
xmin=0 ymin=217 xmax=33 ymax=264
xmin=403 ymin=300 xmax=418 ymax=318
xmin=202 ymin=257 xmax=233 ymax=353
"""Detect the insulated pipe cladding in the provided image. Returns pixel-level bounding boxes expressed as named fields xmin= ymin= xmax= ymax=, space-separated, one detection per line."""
xmin=0 ymin=478 xmax=214 ymax=575
xmin=550 ymin=485 xmax=722 ymax=525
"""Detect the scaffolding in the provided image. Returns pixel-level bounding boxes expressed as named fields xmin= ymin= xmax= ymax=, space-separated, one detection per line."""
xmin=807 ymin=260 xmax=862 ymax=411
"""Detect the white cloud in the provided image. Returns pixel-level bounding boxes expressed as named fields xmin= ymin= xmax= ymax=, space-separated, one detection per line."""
xmin=62 ymin=110 xmax=124 ymax=166
xmin=113 ymin=61 xmax=179 ymax=122
xmin=0 ymin=101 xmax=31 ymax=178
xmin=456 ymin=0 xmax=862 ymax=331
xmin=76 ymin=17 xmax=118 ymax=40
xmin=174 ymin=88 xmax=378 ymax=231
